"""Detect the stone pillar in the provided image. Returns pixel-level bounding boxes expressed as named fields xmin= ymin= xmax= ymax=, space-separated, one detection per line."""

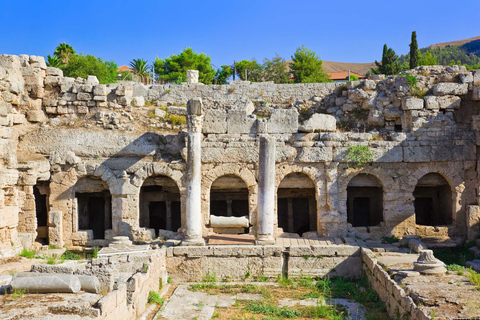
xmin=287 ymin=198 xmax=294 ymax=233
xmin=186 ymin=70 xmax=199 ymax=84
xmin=166 ymin=201 xmax=172 ymax=231
xmin=48 ymin=211 xmax=64 ymax=247
xmin=182 ymin=98 xmax=205 ymax=246
xmin=256 ymin=135 xmax=276 ymax=245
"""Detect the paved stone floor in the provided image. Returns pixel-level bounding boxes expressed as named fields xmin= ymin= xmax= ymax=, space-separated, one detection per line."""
xmin=155 ymin=284 xmax=366 ymax=320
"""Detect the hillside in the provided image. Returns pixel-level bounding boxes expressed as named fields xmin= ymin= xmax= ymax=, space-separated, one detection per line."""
xmin=285 ymin=60 xmax=375 ymax=76
xmin=427 ymin=35 xmax=480 ymax=50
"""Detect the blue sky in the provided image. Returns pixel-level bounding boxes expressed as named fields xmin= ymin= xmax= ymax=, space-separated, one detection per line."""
xmin=1 ymin=0 xmax=479 ymax=69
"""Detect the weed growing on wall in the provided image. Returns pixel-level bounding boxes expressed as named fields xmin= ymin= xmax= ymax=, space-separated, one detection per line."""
xmin=347 ymin=145 xmax=374 ymax=168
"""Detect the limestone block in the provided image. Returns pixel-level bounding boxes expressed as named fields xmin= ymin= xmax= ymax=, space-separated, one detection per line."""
xmin=0 ymin=206 xmax=19 ymax=228
xmin=296 ymin=147 xmax=332 ymax=162
xmin=403 ymin=146 xmax=431 ymax=162
xmin=227 ymin=111 xmax=256 ymax=134
xmin=348 ymin=88 xmax=369 ymax=101
xmin=29 ymin=55 xmax=47 ymax=69
xmin=44 ymin=76 xmax=61 ymax=87
xmin=155 ymin=108 xmax=166 ymax=118
xmin=93 ymin=95 xmax=107 ymax=101
xmin=77 ymin=92 xmax=93 ymax=101
xmin=0 ymin=127 xmax=12 ymax=138
xmin=0 ymin=101 xmax=12 ymax=116
xmin=115 ymin=85 xmax=132 ymax=96
xmin=473 ymin=86 xmax=480 ymax=101
xmin=402 ymin=97 xmax=423 ymax=110
xmin=232 ymin=98 xmax=255 ymax=114
xmin=203 ymin=109 xmax=227 ymax=133
xmin=48 ymin=211 xmax=63 ymax=247
xmin=432 ymin=83 xmax=468 ymax=96
xmin=26 ymin=110 xmax=46 ymax=122
xmin=46 ymin=67 xmax=63 ymax=77
xmin=77 ymin=275 xmax=100 ymax=293
xmin=368 ymin=108 xmax=385 ymax=126
xmin=467 ymin=205 xmax=480 ymax=241
xmin=93 ymin=84 xmax=107 ymax=96
xmin=186 ymin=70 xmax=199 ymax=84
xmin=167 ymin=106 xmax=188 ymax=115
xmin=11 ymin=274 xmax=81 ymax=293
xmin=268 ymin=109 xmax=298 ymax=134
xmin=424 ymin=95 xmax=461 ymax=109
xmin=299 ymin=113 xmax=336 ymax=132
xmin=210 ymin=215 xmax=249 ymax=228
xmin=86 ymin=75 xmax=99 ymax=85
xmin=131 ymin=96 xmax=145 ymax=107
xmin=459 ymin=72 xmax=473 ymax=83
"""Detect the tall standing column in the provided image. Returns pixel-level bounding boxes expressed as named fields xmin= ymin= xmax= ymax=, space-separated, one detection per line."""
xmin=256 ymin=135 xmax=276 ymax=245
xmin=182 ymin=98 xmax=205 ymax=246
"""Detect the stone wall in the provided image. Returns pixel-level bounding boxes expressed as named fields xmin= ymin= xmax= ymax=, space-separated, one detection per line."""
xmin=362 ymin=248 xmax=431 ymax=320
xmin=165 ymin=244 xmax=362 ymax=281
xmin=1 ymin=53 xmax=480 ymax=252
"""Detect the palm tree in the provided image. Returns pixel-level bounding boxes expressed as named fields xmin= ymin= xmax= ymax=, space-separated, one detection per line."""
xmin=129 ymin=58 xmax=151 ymax=83
xmin=54 ymin=43 xmax=75 ymax=64
xmin=45 ymin=55 xmax=63 ymax=68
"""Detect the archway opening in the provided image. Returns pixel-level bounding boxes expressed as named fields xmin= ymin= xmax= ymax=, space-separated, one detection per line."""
xmin=210 ymin=175 xmax=249 ymax=233
xmin=277 ymin=173 xmax=317 ymax=236
xmin=34 ymin=181 xmax=49 ymax=244
xmin=75 ymin=177 xmax=112 ymax=239
xmin=140 ymin=176 xmax=181 ymax=236
xmin=347 ymin=174 xmax=384 ymax=227
xmin=414 ymin=173 xmax=452 ymax=226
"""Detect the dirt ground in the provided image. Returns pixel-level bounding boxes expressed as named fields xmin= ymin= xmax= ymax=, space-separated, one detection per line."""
xmin=0 ymin=257 xmax=44 ymax=276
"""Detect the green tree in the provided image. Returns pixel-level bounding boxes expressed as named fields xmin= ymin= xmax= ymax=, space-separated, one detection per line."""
xmin=290 ymin=45 xmax=330 ymax=83
xmin=154 ymin=48 xmax=216 ymax=84
xmin=409 ymin=31 xmax=419 ymax=69
xmin=129 ymin=58 xmax=151 ymax=82
xmin=235 ymin=59 xmax=262 ymax=81
xmin=61 ymin=54 xmax=117 ymax=84
xmin=345 ymin=74 xmax=359 ymax=81
xmin=261 ymin=54 xmax=289 ymax=83
xmin=54 ymin=43 xmax=75 ymax=64
xmin=373 ymin=44 xmax=401 ymax=75
xmin=214 ymin=65 xmax=233 ymax=84
xmin=418 ymin=50 xmax=438 ymax=66
xmin=45 ymin=55 xmax=63 ymax=68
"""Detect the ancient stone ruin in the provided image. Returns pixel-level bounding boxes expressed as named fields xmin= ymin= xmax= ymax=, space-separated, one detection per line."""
xmin=1 ymin=54 xmax=480 ymax=319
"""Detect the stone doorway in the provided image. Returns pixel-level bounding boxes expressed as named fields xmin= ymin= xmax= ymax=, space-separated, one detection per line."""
xmin=75 ymin=177 xmax=112 ymax=240
xmin=210 ymin=175 xmax=249 ymax=234
xmin=34 ymin=181 xmax=49 ymax=244
xmin=140 ymin=176 xmax=181 ymax=236
xmin=277 ymin=173 xmax=317 ymax=236
xmin=414 ymin=173 xmax=452 ymax=226
xmin=347 ymin=174 xmax=383 ymax=227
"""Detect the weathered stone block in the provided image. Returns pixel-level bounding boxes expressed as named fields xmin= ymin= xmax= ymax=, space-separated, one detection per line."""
xmin=299 ymin=113 xmax=335 ymax=132
xmin=227 ymin=111 xmax=256 ymax=134
xmin=26 ymin=110 xmax=46 ymax=122
xmin=77 ymin=92 xmax=93 ymax=101
xmin=432 ymin=83 xmax=468 ymax=96
xmin=268 ymin=109 xmax=298 ymax=134
xmin=402 ymin=97 xmax=423 ymax=110
xmin=297 ymin=147 xmax=332 ymax=162
xmin=473 ymin=86 xmax=480 ymax=101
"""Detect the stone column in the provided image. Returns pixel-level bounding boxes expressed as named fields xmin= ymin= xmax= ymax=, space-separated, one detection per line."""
xmin=256 ymin=135 xmax=276 ymax=245
xmin=182 ymin=98 xmax=205 ymax=246
xmin=166 ymin=201 xmax=172 ymax=231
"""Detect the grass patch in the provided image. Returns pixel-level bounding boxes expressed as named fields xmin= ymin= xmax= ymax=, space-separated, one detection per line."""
xmin=11 ymin=288 xmax=25 ymax=300
xmin=167 ymin=114 xmax=186 ymax=126
xmin=245 ymin=301 xmax=301 ymax=318
xmin=19 ymin=249 xmax=35 ymax=259
xmin=467 ymin=270 xmax=480 ymax=290
xmin=434 ymin=242 xmax=475 ymax=267
xmin=147 ymin=290 xmax=165 ymax=305
xmin=382 ymin=235 xmax=400 ymax=244
xmin=47 ymin=256 xmax=56 ymax=265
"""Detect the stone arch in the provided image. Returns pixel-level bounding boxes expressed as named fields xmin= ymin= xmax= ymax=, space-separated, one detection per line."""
xmin=73 ymin=174 xmax=112 ymax=240
xmin=275 ymin=164 xmax=323 ymax=236
xmin=406 ymin=165 xmax=464 ymax=227
xmin=346 ymin=174 xmax=384 ymax=227
xmin=201 ymin=164 xmax=257 ymax=232
xmin=131 ymin=163 xmax=185 ymax=239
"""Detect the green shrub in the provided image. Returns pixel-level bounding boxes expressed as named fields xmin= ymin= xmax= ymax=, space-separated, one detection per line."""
xmin=404 ymin=75 xmax=417 ymax=88
xmin=19 ymin=249 xmax=35 ymax=259
xmin=168 ymin=114 xmax=186 ymax=126
xmin=147 ymin=290 xmax=165 ymax=305
xmin=346 ymin=145 xmax=374 ymax=168
xmin=345 ymin=74 xmax=359 ymax=81
xmin=47 ymin=256 xmax=56 ymax=265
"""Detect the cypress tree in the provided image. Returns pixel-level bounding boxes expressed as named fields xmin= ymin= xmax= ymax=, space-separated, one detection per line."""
xmin=409 ymin=31 xmax=419 ymax=69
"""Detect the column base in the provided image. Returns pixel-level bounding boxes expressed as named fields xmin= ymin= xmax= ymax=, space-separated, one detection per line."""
xmin=255 ymin=236 xmax=275 ymax=246
xmin=181 ymin=237 xmax=206 ymax=246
